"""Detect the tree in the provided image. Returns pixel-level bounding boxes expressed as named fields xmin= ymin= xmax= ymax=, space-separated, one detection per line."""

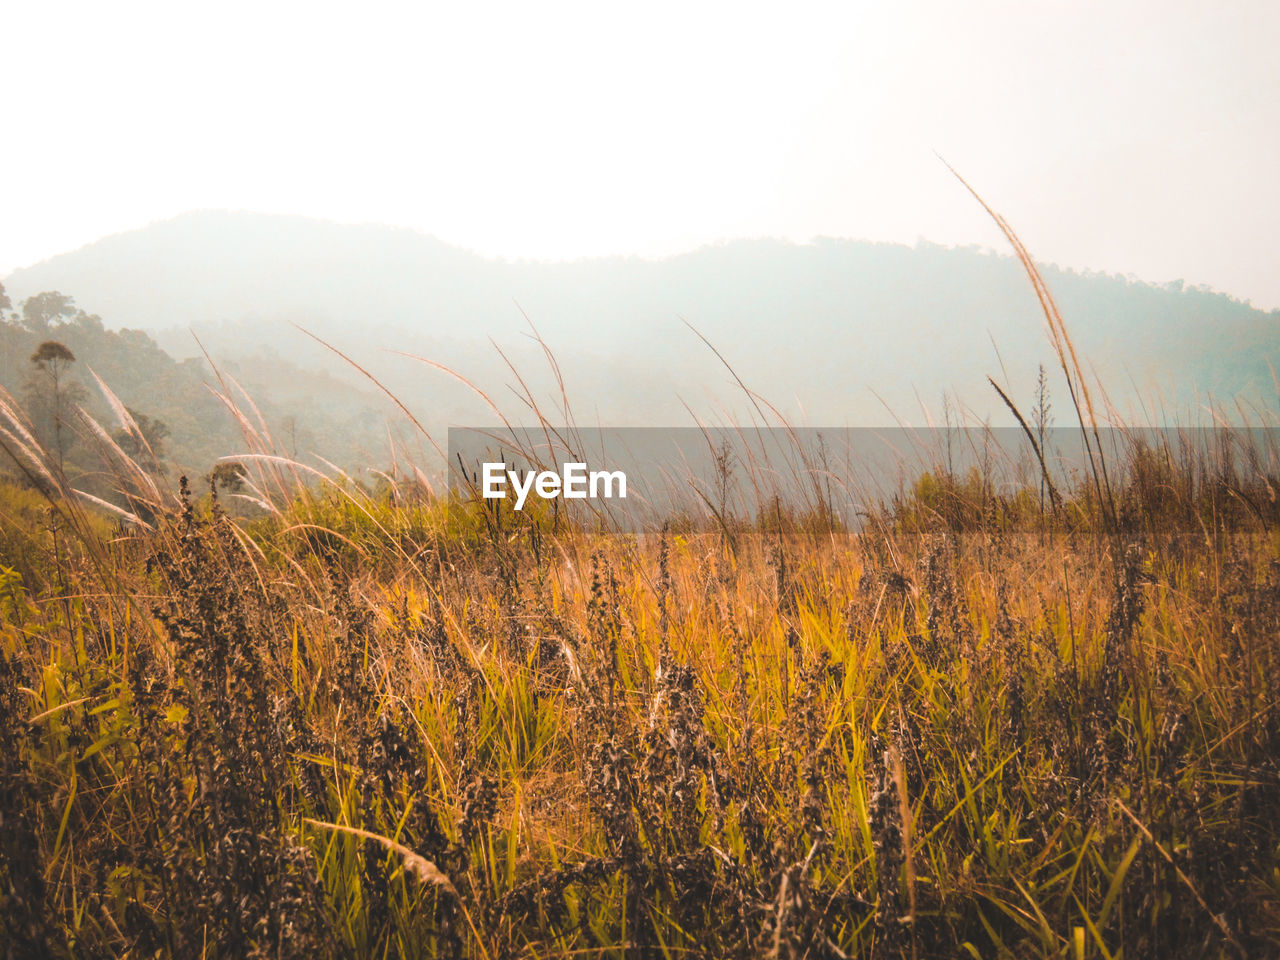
xmin=25 ymin=340 xmax=87 ymax=476
xmin=21 ymin=292 xmax=77 ymax=335
xmin=31 ymin=339 xmax=75 ymax=368
xmin=112 ymin=408 xmax=170 ymax=473
xmin=209 ymin=461 xmax=247 ymax=494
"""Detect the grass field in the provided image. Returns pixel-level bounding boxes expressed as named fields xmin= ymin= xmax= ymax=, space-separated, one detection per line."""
xmin=1 ymin=426 xmax=1279 ymax=958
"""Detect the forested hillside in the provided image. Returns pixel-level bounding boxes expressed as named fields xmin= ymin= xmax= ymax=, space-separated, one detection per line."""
xmin=0 ymin=283 xmax=393 ymax=497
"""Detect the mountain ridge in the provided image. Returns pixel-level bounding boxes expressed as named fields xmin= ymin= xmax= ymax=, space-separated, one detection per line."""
xmin=5 ymin=211 xmax=1277 ymax=430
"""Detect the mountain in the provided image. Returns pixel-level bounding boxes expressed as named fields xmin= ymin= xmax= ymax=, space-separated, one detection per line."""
xmin=0 ymin=304 xmax=403 ymax=493
xmin=5 ymin=211 xmax=1278 ymax=440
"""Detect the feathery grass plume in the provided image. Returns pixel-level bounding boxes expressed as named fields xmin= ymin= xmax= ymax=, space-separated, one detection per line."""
xmin=942 ymin=158 xmax=1120 ymax=540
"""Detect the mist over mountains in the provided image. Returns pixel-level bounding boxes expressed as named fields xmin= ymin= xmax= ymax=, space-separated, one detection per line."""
xmin=4 ymin=210 xmax=1277 ymax=473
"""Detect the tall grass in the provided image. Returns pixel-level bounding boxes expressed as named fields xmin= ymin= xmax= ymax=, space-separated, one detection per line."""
xmin=1 ymin=203 xmax=1278 ymax=957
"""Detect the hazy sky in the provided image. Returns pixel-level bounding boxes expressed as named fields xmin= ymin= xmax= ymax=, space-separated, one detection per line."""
xmin=5 ymin=1 xmax=1279 ymax=309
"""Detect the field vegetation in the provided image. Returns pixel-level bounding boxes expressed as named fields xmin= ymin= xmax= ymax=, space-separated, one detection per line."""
xmin=1 ymin=215 xmax=1278 ymax=958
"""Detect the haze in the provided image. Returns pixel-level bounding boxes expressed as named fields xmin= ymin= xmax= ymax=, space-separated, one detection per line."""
xmin=5 ymin=1 xmax=1279 ymax=309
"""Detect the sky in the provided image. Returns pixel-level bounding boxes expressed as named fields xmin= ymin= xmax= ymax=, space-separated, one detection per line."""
xmin=4 ymin=0 xmax=1280 ymax=310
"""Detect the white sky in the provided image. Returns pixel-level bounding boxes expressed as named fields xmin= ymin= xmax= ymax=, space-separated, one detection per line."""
xmin=4 ymin=0 xmax=1280 ymax=309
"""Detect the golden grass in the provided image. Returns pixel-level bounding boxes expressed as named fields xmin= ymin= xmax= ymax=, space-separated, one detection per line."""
xmin=0 ymin=183 xmax=1277 ymax=957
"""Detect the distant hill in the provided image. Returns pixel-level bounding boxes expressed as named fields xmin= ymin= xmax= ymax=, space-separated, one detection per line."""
xmin=5 ymin=211 xmax=1278 ymax=435
xmin=0 ymin=286 xmax=398 ymax=488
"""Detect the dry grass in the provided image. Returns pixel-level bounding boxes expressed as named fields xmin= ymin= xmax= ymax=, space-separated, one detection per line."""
xmin=0 ymin=442 xmax=1278 ymax=957
xmin=1 ymin=193 xmax=1278 ymax=958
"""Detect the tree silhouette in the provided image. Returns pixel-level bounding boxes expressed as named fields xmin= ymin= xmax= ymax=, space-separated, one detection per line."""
xmin=112 ymin=407 xmax=170 ymax=473
xmin=209 ymin=461 xmax=248 ymax=494
xmin=26 ymin=340 xmax=87 ymax=477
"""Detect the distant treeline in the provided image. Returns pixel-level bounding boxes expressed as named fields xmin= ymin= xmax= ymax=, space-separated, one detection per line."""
xmin=0 ymin=282 xmax=395 ymax=499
